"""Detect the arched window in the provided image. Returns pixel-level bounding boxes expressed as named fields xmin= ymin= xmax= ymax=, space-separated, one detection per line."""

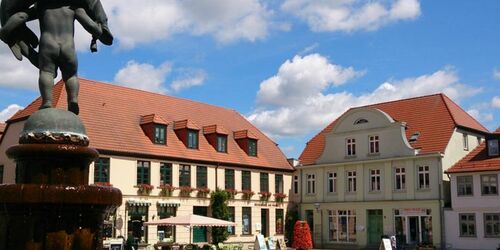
xmin=354 ymin=118 xmax=368 ymax=125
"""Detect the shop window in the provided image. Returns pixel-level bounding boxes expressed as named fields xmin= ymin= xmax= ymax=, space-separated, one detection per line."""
xmin=179 ymin=165 xmax=191 ymax=187
xmin=242 ymin=207 xmax=252 ymax=235
xmin=457 ymin=176 xmax=473 ymax=196
xmin=484 ymin=213 xmax=500 ymax=238
xmin=328 ymin=210 xmax=356 ymax=242
xmin=369 ymin=135 xmax=379 ymax=154
xmin=196 ymin=166 xmax=207 ymax=188
xmin=260 ymin=173 xmax=269 ymax=192
xmin=225 ymin=169 xmax=235 ymax=190
xmin=370 ymin=169 xmax=381 ymax=191
xmin=137 ymin=161 xmax=150 ymax=185
xmin=157 ymin=206 xmax=177 ymax=241
xmin=160 ymin=162 xmax=172 ymax=186
xmin=227 ymin=207 xmax=235 ymax=235
xmin=417 ymin=166 xmax=430 ymax=189
xmin=459 ymin=214 xmax=476 ymax=237
xmin=306 ymin=174 xmax=316 ymax=194
xmin=327 ymin=172 xmax=336 ymax=193
xmin=275 ymin=174 xmax=284 ymax=193
xmin=347 ymin=171 xmax=356 ymax=193
xmin=481 ymin=174 xmax=498 ymax=195
xmin=394 ymin=209 xmax=432 ymax=245
xmin=94 ymin=158 xmax=110 ymax=183
xmin=241 ymin=170 xmax=251 ymax=191
xmin=394 ymin=167 xmax=406 ymax=191
xmin=276 ymin=209 xmax=284 ymax=235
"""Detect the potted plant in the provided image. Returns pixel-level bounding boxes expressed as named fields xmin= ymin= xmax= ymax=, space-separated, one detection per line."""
xmin=93 ymin=182 xmax=113 ymax=187
xmin=258 ymin=191 xmax=272 ymax=201
xmin=292 ymin=221 xmax=313 ymax=250
xmin=197 ymin=187 xmax=211 ymax=197
xmin=135 ymin=183 xmax=154 ymax=195
xmin=158 ymin=184 xmax=176 ymax=197
xmin=241 ymin=190 xmax=255 ymax=200
xmin=273 ymin=192 xmax=287 ymax=202
xmin=179 ymin=186 xmax=195 ymax=197
xmin=224 ymin=188 xmax=238 ymax=199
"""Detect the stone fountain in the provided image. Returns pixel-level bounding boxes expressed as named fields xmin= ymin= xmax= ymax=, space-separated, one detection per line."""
xmin=0 ymin=108 xmax=122 ymax=249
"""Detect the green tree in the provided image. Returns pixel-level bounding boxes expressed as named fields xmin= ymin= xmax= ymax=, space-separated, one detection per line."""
xmin=210 ymin=188 xmax=230 ymax=245
xmin=285 ymin=205 xmax=299 ymax=246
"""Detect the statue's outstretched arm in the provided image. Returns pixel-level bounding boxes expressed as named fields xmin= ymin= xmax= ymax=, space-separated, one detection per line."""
xmin=0 ymin=11 xmax=29 ymax=44
xmin=74 ymin=8 xmax=102 ymax=38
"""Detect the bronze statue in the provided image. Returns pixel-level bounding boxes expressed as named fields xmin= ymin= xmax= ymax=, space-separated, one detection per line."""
xmin=0 ymin=0 xmax=113 ymax=115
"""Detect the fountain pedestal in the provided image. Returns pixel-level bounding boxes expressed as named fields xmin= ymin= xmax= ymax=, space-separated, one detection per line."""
xmin=0 ymin=108 xmax=122 ymax=250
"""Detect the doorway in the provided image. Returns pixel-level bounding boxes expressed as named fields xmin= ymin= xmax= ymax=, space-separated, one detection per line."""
xmin=261 ymin=209 xmax=269 ymax=237
xmin=409 ymin=216 xmax=419 ymax=244
xmin=367 ymin=209 xmax=383 ymax=245
xmin=193 ymin=206 xmax=208 ymax=243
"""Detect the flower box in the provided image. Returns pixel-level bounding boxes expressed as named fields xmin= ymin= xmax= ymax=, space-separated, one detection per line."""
xmin=135 ymin=184 xmax=154 ymax=195
xmin=225 ymin=188 xmax=238 ymax=199
xmin=179 ymin=186 xmax=195 ymax=196
xmin=197 ymin=187 xmax=211 ymax=197
xmin=273 ymin=192 xmax=287 ymax=202
xmin=241 ymin=190 xmax=255 ymax=200
xmin=258 ymin=191 xmax=272 ymax=201
xmin=94 ymin=182 xmax=113 ymax=187
xmin=158 ymin=184 xmax=176 ymax=197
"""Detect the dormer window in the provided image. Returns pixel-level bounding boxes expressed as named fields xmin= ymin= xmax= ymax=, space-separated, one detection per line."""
xmin=154 ymin=125 xmax=166 ymax=144
xmin=187 ymin=129 xmax=199 ymax=149
xmin=140 ymin=114 xmax=168 ymax=145
xmin=354 ymin=118 xmax=368 ymax=125
xmin=409 ymin=131 xmax=420 ymax=142
xmin=174 ymin=119 xmax=200 ymax=149
xmin=234 ymin=130 xmax=259 ymax=157
xmin=488 ymin=139 xmax=499 ymax=156
xmin=217 ymin=135 xmax=228 ymax=153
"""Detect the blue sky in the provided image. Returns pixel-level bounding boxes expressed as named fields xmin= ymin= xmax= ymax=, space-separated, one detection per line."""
xmin=0 ymin=0 xmax=499 ymax=158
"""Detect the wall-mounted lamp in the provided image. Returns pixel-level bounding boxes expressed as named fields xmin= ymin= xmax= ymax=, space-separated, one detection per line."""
xmin=314 ymin=202 xmax=320 ymax=212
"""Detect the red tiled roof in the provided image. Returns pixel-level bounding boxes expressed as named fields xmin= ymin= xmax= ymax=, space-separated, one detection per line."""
xmin=173 ymin=119 xmax=200 ymax=130
xmin=234 ymin=130 xmax=258 ymax=140
xmin=0 ymin=123 xmax=5 ymax=141
xmin=299 ymin=94 xmax=488 ymax=165
xmin=203 ymin=125 xmax=229 ymax=135
xmin=8 ymin=79 xmax=293 ymax=171
xmin=446 ymin=142 xmax=500 ymax=173
xmin=140 ymin=114 xmax=169 ymax=125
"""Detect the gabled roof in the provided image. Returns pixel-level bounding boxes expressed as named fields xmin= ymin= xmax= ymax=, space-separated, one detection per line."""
xmin=0 ymin=123 xmax=5 ymax=141
xmin=7 ymin=78 xmax=293 ymax=171
xmin=203 ymin=125 xmax=229 ymax=135
xmin=299 ymin=93 xmax=488 ymax=166
xmin=140 ymin=114 xmax=169 ymax=125
xmin=446 ymin=142 xmax=500 ymax=173
xmin=173 ymin=119 xmax=200 ymax=130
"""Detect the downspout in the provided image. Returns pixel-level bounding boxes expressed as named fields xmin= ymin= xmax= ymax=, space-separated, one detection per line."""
xmin=438 ymin=156 xmax=445 ymax=250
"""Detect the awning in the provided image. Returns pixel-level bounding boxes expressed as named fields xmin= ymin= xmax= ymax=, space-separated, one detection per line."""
xmin=157 ymin=201 xmax=180 ymax=207
xmin=144 ymin=214 xmax=236 ymax=227
xmin=126 ymin=200 xmax=151 ymax=206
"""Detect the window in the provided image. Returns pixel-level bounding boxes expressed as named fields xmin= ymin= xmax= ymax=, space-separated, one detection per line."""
xmin=346 ymin=138 xmax=356 ymax=156
xmin=327 ymin=172 xmax=337 ymax=193
xmin=0 ymin=165 xmax=3 ymax=184
xmin=179 ymin=165 xmax=191 ymax=187
xmin=225 ymin=169 xmax=235 ymax=190
xmin=293 ymin=175 xmax=299 ymax=194
xmin=484 ymin=213 xmax=500 ymax=238
xmin=354 ymin=118 xmax=368 ymax=125
xmin=457 ymin=176 xmax=473 ymax=196
xmin=459 ymin=214 xmax=476 ymax=237
xmin=241 ymin=170 xmax=251 ymax=191
xmin=227 ymin=207 xmax=235 ymax=235
xmin=196 ymin=166 xmax=207 ymax=188
xmin=328 ymin=210 xmax=356 ymax=242
xmin=481 ymin=174 xmax=498 ymax=195
xmin=306 ymin=174 xmax=316 ymax=194
xmin=477 ymin=136 xmax=482 ymax=145
xmin=409 ymin=132 xmax=420 ymax=142
xmin=347 ymin=171 xmax=356 ymax=192
xmin=137 ymin=161 xmax=150 ymax=184
xmin=260 ymin=173 xmax=269 ymax=192
xmin=394 ymin=167 xmax=406 ymax=191
xmin=275 ymin=174 xmax=284 ymax=193
xmin=370 ymin=169 xmax=381 ymax=191
xmin=248 ymin=139 xmax=257 ymax=156
xmin=157 ymin=206 xmax=177 ymax=240
xmin=187 ymin=130 xmax=199 ymax=149
xmin=276 ymin=209 xmax=284 ymax=235
xmin=160 ymin=162 xmax=172 ymax=186
xmin=217 ymin=135 xmax=228 ymax=153
xmin=488 ymin=139 xmax=499 ymax=156
xmin=154 ymin=125 xmax=166 ymax=144
xmin=94 ymin=158 xmax=110 ymax=183
xmin=418 ymin=166 xmax=430 ymax=189
xmin=463 ymin=133 xmax=469 ymax=151
xmin=242 ymin=207 xmax=252 ymax=235
xmin=369 ymin=135 xmax=379 ymax=154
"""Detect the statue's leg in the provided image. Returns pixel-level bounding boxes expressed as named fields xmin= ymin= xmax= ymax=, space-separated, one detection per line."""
xmin=38 ymin=70 xmax=55 ymax=109
xmin=38 ymin=39 xmax=58 ymax=110
xmin=60 ymin=43 xmax=79 ymax=115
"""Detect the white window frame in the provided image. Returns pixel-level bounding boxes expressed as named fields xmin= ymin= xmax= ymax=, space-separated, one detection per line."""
xmin=328 ymin=210 xmax=357 ymax=242
xmin=370 ymin=169 xmax=381 ymax=191
xmin=347 ymin=171 xmax=356 ymax=193
xmin=293 ymin=175 xmax=299 ymax=194
xmin=306 ymin=174 xmax=316 ymax=194
xmin=488 ymin=139 xmax=499 ymax=156
xmin=369 ymin=135 xmax=379 ymax=154
xmin=394 ymin=167 xmax=406 ymax=191
xmin=459 ymin=213 xmax=476 ymax=237
xmin=484 ymin=213 xmax=500 ymax=238
xmin=327 ymin=172 xmax=337 ymax=193
xmin=417 ymin=165 xmax=430 ymax=189
xmin=481 ymin=174 xmax=498 ymax=196
xmin=457 ymin=175 xmax=473 ymax=196
xmin=463 ymin=133 xmax=469 ymax=151
xmin=346 ymin=138 xmax=356 ymax=156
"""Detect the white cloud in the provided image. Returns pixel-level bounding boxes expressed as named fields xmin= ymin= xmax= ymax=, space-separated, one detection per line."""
xmin=0 ymin=104 xmax=23 ymax=122
xmin=248 ymin=55 xmax=481 ymax=138
xmin=493 ymin=68 xmax=500 ymax=80
xmin=467 ymin=109 xmax=493 ymax=123
xmin=0 ymin=46 xmax=39 ymax=90
xmin=104 ymin=0 xmax=273 ymax=48
xmin=114 ymin=60 xmax=172 ymax=93
xmin=170 ymin=69 xmax=207 ymax=93
xmin=281 ymin=0 xmax=420 ymax=32
xmin=492 ymin=96 xmax=500 ymax=108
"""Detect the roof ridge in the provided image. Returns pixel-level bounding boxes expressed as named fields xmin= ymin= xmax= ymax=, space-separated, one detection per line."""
xmin=79 ymin=78 xmax=237 ymax=114
xmin=356 ymin=93 xmax=443 ymax=108
xmin=440 ymin=93 xmax=489 ymax=132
